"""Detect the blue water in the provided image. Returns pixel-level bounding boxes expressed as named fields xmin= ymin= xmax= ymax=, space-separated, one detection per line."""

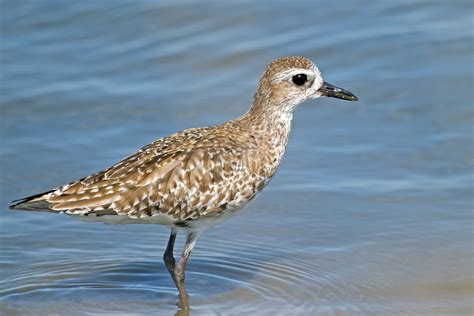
xmin=1 ymin=1 xmax=473 ymax=315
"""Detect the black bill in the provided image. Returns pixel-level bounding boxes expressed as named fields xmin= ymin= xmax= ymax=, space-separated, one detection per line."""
xmin=318 ymin=82 xmax=358 ymax=101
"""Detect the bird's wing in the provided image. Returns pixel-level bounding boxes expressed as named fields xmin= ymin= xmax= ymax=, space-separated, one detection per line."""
xmin=11 ymin=129 xmax=268 ymax=221
xmin=10 ymin=128 xmax=205 ymax=214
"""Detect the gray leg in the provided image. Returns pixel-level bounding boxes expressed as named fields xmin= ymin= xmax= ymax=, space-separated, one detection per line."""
xmin=173 ymin=231 xmax=200 ymax=309
xmin=163 ymin=228 xmax=177 ymax=282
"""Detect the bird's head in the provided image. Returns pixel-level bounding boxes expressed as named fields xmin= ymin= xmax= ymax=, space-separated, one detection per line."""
xmin=253 ymin=56 xmax=358 ymax=112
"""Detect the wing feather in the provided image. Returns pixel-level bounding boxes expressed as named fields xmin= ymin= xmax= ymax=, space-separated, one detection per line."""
xmin=11 ymin=126 xmax=270 ymax=222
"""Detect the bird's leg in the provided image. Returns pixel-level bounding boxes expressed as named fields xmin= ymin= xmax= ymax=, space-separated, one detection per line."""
xmin=163 ymin=228 xmax=177 ymax=282
xmin=174 ymin=231 xmax=200 ymax=309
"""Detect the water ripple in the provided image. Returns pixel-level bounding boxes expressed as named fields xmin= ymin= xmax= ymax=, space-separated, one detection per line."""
xmin=2 ymin=0 xmax=473 ymax=315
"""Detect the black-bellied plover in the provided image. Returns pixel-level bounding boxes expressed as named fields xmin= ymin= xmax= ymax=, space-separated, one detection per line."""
xmin=11 ymin=56 xmax=358 ymax=309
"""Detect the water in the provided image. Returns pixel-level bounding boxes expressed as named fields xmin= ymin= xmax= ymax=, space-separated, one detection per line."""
xmin=1 ymin=1 xmax=473 ymax=315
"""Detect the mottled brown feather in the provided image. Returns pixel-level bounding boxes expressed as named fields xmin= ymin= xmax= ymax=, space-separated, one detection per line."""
xmin=11 ymin=56 xmax=318 ymax=223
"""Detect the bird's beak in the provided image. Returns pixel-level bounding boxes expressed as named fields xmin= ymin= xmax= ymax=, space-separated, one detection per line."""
xmin=318 ymin=82 xmax=358 ymax=101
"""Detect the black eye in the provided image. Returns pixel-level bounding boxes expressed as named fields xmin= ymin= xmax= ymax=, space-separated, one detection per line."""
xmin=292 ymin=73 xmax=307 ymax=86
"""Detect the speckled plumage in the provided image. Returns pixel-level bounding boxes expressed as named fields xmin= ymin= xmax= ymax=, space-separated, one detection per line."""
xmin=25 ymin=120 xmax=279 ymax=223
xmin=10 ymin=56 xmax=358 ymax=309
xmin=11 ymin=56 xmax=317 ymax=226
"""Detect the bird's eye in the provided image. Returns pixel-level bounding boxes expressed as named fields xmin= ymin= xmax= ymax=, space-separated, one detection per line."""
xmin=292 ymin=73 xmax=307 ymax=86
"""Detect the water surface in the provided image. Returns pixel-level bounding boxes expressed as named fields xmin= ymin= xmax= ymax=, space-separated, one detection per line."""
xmin=1 ymin=1 xmax=473 ymax=315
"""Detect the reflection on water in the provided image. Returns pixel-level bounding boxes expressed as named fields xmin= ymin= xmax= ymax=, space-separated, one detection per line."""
xmin=1 ymin=0 xmax=473 ymax=315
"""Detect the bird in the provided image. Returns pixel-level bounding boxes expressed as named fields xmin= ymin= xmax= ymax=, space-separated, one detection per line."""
xmin=10 ymin=56 xmax=358 ymax=309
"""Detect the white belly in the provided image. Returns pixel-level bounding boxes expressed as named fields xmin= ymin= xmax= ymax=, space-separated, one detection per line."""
xmin=69 ymin=205 xmax=243 ymax=229
xmin=70 ymin=212 xmax=176 ymax=225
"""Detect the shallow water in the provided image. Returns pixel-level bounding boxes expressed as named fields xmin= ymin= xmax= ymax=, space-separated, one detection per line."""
xmin=1 ymin=1 xmax=473 ymax=315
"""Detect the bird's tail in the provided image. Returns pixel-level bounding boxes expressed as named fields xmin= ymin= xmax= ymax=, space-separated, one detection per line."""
xmin=9 ymin=189 xmax=55 ymax=212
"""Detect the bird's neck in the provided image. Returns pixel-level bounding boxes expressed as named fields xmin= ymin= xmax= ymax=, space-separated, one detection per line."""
xmin=250 ymin=102 xmax=293 ymax=141
xmin=235 ymin=100 xmax=294 ymax=168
